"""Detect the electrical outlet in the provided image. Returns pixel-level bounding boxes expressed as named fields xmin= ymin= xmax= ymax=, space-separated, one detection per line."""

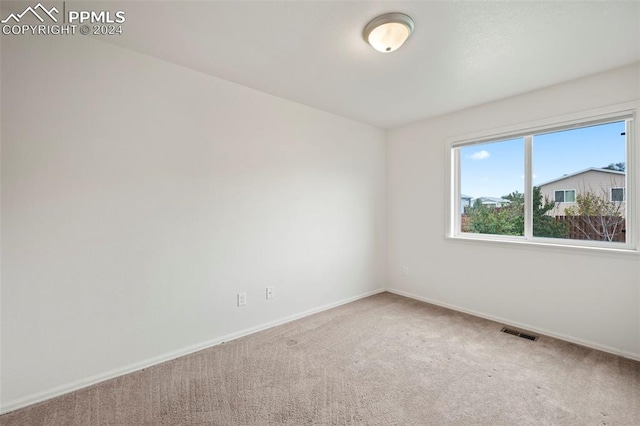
xmin=402 ymin=266 xmax=409 ymax=276
xmin=237 ymin=292 xmax=246 ymax=307
xmin=266 ymin=286 xmax=274 ymax=300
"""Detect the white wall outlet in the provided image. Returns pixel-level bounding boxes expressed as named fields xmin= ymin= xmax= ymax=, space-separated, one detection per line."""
xmin=402 ymin=266 xmax=409 ymax=276
xmin=237 ymin=292 xmax=246 ymax=307
xmin=266 ymin=286 xmax=274 ymax=299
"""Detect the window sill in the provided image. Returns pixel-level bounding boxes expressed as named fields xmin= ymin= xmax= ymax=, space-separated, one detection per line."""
xmin=445 ymin=233 xmax=639 ymax=256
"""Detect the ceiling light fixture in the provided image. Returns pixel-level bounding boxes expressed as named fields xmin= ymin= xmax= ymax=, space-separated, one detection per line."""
xmin=363 ymin=13 xmax=414 ymax=53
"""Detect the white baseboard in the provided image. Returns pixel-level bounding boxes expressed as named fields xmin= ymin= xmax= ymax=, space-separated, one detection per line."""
xmin=386 ymin=287 xmax=640 ymax=362
xmin=0 ymin=288 xmax=386 ymax=415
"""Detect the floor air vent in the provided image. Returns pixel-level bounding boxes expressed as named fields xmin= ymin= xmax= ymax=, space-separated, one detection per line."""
xmin=501 ymin=327 xmax=539 ymax=341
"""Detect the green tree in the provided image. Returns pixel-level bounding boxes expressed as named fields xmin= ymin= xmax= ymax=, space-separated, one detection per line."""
xmin=466 ymin=187 xmax=567 ymax=238
xmin=603 ymin=162 xmax=625 ymax=172
xmin=467 ymin=194 xmax=522 ymax=236
xmin=532 ymin=186 xmax=567 ymax=238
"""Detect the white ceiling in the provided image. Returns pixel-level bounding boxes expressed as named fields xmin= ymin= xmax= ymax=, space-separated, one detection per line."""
xmin=4 ymin=1 xmax=640 ymax=128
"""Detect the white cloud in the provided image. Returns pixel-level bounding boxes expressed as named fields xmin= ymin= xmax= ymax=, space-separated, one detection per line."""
xmin=469 ymin=150 xmax=490 ymax=160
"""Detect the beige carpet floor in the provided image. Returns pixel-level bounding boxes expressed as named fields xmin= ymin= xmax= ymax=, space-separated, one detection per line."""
xmin=1 ymin=292 xmax=639 ymax=425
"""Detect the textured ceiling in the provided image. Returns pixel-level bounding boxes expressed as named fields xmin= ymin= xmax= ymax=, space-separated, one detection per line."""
xmin=3 ymin=1 xmax=640 ymax=128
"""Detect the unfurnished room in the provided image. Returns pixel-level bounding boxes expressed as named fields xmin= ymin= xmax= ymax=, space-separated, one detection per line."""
xmin=1 ymin=1 xmax=639 ymax=425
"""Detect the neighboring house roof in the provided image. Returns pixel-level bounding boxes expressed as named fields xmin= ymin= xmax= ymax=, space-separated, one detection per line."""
xmin=537 ymin=168 xmax=624 ymax=187
xmin=477 ymin=197 xmax=510 ymax=204
xmin=461 ymin=194 xmax=472 ymax=200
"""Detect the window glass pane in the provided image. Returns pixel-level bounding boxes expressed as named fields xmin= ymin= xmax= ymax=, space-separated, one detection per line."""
xmin=611 ymin=188 xmax=625 ymax=202
xmin=460 ymin=138 xmax=524 ymax=236
xmin=565 ymin=190 xmax=576 ymax=203
xmin=532 ymin=121 xmax=626 ymax=242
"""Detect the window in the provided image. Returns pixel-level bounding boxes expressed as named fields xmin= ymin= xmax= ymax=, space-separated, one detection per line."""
xmin=554 ymin=190 xmax=576 ymax=203
xmin=450 ymin=107 xmax=635 ymax=250
xmin=459 ymin=138 xmax=524 ymax=236
xmin=611 ymin=188 xmax=626 ymax=202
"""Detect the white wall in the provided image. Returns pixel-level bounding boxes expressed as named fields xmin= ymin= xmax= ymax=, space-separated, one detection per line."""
xmin=387 ymin=63 xmax=640 ymax=359
xmin=0 ymin=35 xmax=386 ymax=410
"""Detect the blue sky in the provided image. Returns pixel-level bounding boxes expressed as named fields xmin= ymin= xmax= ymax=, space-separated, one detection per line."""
xmin=460 ymin=121 xmax=626 ymax=199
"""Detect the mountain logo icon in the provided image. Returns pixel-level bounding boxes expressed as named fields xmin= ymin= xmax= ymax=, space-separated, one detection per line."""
xmin=1 ymin=3 xmax=59 ymax=24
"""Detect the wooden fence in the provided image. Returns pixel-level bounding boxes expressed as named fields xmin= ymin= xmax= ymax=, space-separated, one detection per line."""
xmin=553 ymin=216 xmax=626 ymax=242
xmin=461 ymin=215 xmax=470 ymax=232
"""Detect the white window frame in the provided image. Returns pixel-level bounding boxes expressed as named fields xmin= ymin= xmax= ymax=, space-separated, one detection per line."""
xmin=447 ymin=102 xmax=637 ymax=252
xmin=611 ymin=187 xmax=626 ymax=202
xmin=554 ymin=189 xmax=577 ymax=204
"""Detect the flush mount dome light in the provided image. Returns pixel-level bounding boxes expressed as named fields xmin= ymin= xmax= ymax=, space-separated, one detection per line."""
xmin=363 ymin=13 xmax=414 ymax=53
